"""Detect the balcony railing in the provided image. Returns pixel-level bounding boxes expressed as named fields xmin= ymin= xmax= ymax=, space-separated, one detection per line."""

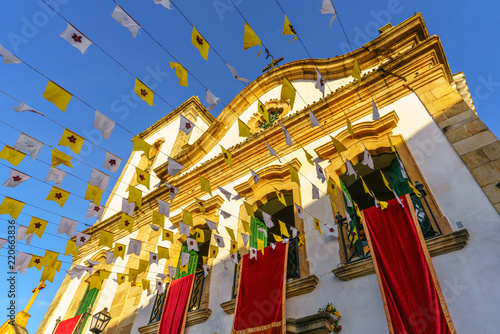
xmin=336 ymin=181 xmax=442 ymax=265
xmin=148 ymin=270 xmax=205 ymax=324
xmin=231 ymin=236 xmax=301 ymax=300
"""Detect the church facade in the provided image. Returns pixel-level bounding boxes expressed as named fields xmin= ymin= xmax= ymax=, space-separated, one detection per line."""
xmin=37 ymin=13 xmax=500 ymax=334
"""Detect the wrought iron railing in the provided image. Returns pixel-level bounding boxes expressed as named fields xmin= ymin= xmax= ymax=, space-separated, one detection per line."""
xmin=148 ymin=270 xmax=206 ymax=324
xmin=336 ymin=181 xmax=441 ymax=265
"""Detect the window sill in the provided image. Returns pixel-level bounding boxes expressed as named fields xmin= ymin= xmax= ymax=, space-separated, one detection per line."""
xmin=138 ymin=308 xmax=212 ymax=333
xmin=332 ymin=228 xmax=469 ymax=281
xmin=287 ymin=313 xmax=335 ymax=333
xmin=220 ymin=275 xmax=319 ymax=315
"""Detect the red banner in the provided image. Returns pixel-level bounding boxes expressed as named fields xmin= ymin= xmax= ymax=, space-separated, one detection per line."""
xmin=363 ymin=195 xmax=454 ymax=334
xmin=231 ymin=242 xmax=288 ymax=334
xmin=158 ymin=274 xmax=195 ymax=334
xmin=53 ymin=314 xmax=83 ymax=334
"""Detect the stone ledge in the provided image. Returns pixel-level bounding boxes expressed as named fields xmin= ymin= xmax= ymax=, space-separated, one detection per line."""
xmin=287 ymin=313 xmax=334 ymax=333
xmin=332 ymin=229 xmax=469 ymax=281
xmin=221 ymin=275 xmax=319 ymax=315
xmin=138 ymin=308 xmax=212 ymax=334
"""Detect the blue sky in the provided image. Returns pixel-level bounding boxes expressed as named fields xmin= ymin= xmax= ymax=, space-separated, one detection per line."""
xmin=0 ymin=0 xmax=498 ymax=332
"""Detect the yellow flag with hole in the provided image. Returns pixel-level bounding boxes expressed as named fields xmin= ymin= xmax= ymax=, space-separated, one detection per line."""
xmin=132 ymin=136 xmax=151 ymax=159
xmin=195 ymin=198 xmax=206 ymax=212
xmin=41 ymin=250 xmax=59 ymax=268
xmin=64 ymin=240 xmax=79 ymax=257
xmin=0 ymin=146 xmax=26 ymax=166
xmin=114 ymin=243 xmax=126 ymax=259
xmin=0 ymin=197 xmax=24 ymax=219
xmin=280 ymin=77 xmax=296 ymax=110
xmin=183 ymin=210 xmax=193 ymax=227
xmin=51 ymin=148 xmax=72 ymax=168
xmin=85 ymin=184 xmax=103 ymax=206
xmin=136 ymin=167 xmax=150 ymax=189
xmin=352 ymin=60 xmax=361 ymax=87
xmin=303 ymin=148 xmax=314 ymax=165
xmin=58 ymin=129 xmax=84 ymax=154
xmin=243 ymin=21 xmax=262 ymax=56
xmin=258 ymin=100 xmax=270 ymax=124
xmin=99 ymin=231 xmax=114 ymax=248
xmin=152 ymin=210 xmax=165 ymax=228
xmin=282 ymin=15 xmax=297 ymax=42
xmin=279 ymin=220 xmax=290 ymax=237
xmin=43 ymin=80 xmax=72 ymax=111
xmin=314 ymin=217 xmax=322 ymax=234
xmin=158 ymin=246 xmax=169 ymax=260
xmin=46 ymin=186 xmax=70 ymax=207
xmin=199 ymin=176 xmax=212 ymax=196
xmin=170 ymin=62 xmax=188 ymax=87
xmin=119 ymin=213 xmax=134 ymax=233
xmin=27 ymin=217 xmax=47 ymax=238
xmin=238 ymin=119 xmax=251 ymax=138
xmin=134 ymin=78 xmax=154 ymax=106
xmin=220 ymin=146 xmax=232 ymax=168
xmin=191 ymin=26 xmax=209 ymax=60
xmin=117 ymin=273 xmax=127 ymax=285
xmin=289 ymin=165 xmax=300 ymax=186
xmin=128 ymin=185 xmax=142 ymax=208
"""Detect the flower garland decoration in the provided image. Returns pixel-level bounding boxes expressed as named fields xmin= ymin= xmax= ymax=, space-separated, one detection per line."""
xmin=318 ymin=303 xmax=342 ymax=333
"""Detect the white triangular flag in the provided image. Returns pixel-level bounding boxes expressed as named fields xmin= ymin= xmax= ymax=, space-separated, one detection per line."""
xmin=219 ymin=210 xmax=231 ymax=220
xmin=262 ymin=212 xmax=274 ymax=228
xmin=205 ymin=90 xmax=220 ymax=111
xmin=86 ymin=202 xmax=104 ymax=220
xmin=13 ymin=252 xmax=31 ymax=274
xmin=398 ymin=159 xmax=408 ymax=179
xmin=14 ymin=133 xmax=43 ymax=159
xmin=13 ymin=102 xmax=43 ymax=115
xmin=89 ymin=168 xmax=110 ymax=192
xmin=154 ymin=0 xmax=172 ymax=9
xmin=294 ymin=204 xmax=303 ymax=219
xmin=149 ymin=252 xmax=159 ymax=265
xmin=342 ymin=190 xmax=353 ymax=208
xmin=278 ymin=121 xmax=292 ymax=146
xmin=157 ymin=199 xmax=170 ymax=217
xmin=186 ymin=238 xmax=199 ymax=252
xmin=217 ymin=186 xmax=232 ymax=201
xmin=205 ymin=219 xmax=219 ymax=232
xmin=157 ymin=273 xmax=168 ymax=281
xmin=372 ymin=99 xmax=380 ymax=121
xmin=167 ymin=157 xmax=183 ymax=177
xmin=58 ymin=217 xmax=78 ymax=238
xmin=214 ymin=234 xmax=225 ymax=248
xmin=106 ymin=251 xmax=117 ymax=265
xmin=250 ymin=169 xmax=260 ymax=185
xmin=230 ymin=253 xmax=238 ymax=264
xmin=202 ymin=264 xmax=210 ymax=277
xmin=3 ymin=169 xmax=30 ymax=188
xmin=59 ymin=23 xmax=92 ymax=54
xmin=178 ymin=221 xmax=190 ymax=236
xmin=127 ymin=239 xmax=142 ymax=256
xmin=241 ymin=233 xmax=249 ymax=246
xmin=315 ymin=68 xmax=326 ymax=100
xmin=0 ymin=44 xmax=21 ymax=64
xmin=122 ymin=197 xmax=135 ymax=216
xmin=345 ymin=159 xmax=357 ymax=178
xmin=156 ymin=280 xmax=165 ymax=293
xmin=94 ymin=110 xmax=115 ymax=140
xmin=282 ymin=238 xmax=289 ymax=244
xmin=265 ymin=141 xmax=281 ymax=162
xmin=362 ymin=148 xmax=374 ymax=169
xmin=309 ymin=109 xmax=321 ymax=128
xmin=45 ymin=168 xmax=66 ymax=187
xmin=258 ymin=228 xmax=268 ymax=238
xmin=165 ymin=182 xmax=179 ymax=201
xmin=270 ymin=242 xmax=276 ymax=250
xmin=180 ymin=252 xmax=190 ymax=266
xmin=149 ymin=224 xmax=160 ymax=231
xmin=111 ymin=5 xmax=141 ymax=37
xmin=315 ymin=162 xmax=326 ymax=183
xmin=179 ymin=114 xmax=194 ymax=135
xmin=75 ymin=231 xmax=91 ymax=247
xmin=393 ymin=190 xmax=404 ymax=207
xmin=312 ymin=184 xmax=320 ymax=199
xmin=226 ymin=63 xmax=249 ymax=82
xmin=290 ymin=226 xmax=298 ymax=238
xmin=0 ymin=238 xmax=7 ymax=250
xmin=326 ymin=225 xmax=339 ymax=237
xmin=16 ymin=225 xmax=34 ymax=245
xmin=249 ymin=247 xmax=257 ymax=260
xmin=67 ymin=265 xmax=88 ymax=279
xmin=321 ymin=0 xmax=337 ymax=27
xmin=103 ymin=151 xmax=121 ymax=173
xmin=168 ymin=266 xmax=177 ymax=278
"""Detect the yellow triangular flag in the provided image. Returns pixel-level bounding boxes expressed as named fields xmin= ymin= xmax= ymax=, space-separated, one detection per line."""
xmin=158 ymin=246 xmax=169 ymax=260
xmin=0 ymin=146 xmax=26 ymax=166
xmin=209 ymin=244 xmax=219 ymax=258
xmin=199 ymin=176 xmax=212 ymax=196
xmin=128 ymin=185 xmax=142 ymax=208
xmin=0 ymin=197 xmax=24 ymax=219
xmin=360 ymin=176 xmax=373 ymax=197
xmin=229 ymin=240 xmax=237 ymax=254
xmin=283 ymin=15 xmax=297 ymax=42
xmin=64 ymin=240 xmax=79 ymax=257
xmin=279 ymin=220 xmax=290 ymax=237
xmin=41 ymin=261 xmax=61 ymax=283
xmin=273 ymin=233 xmax=283 ymax=242
xmin=346 ymin=116 xmax=354 ymax=137
xmin=241 ymin=220 xmax=252 ymax=235
xmin=327 ymin=177 xmax=338 ymax=197
xmin=41 ymin=250 xmax=58 ymax=268
xmin=46 ymin=186 xmax=70 ymax=207
xmin=27 ymin=217 xmax=48 ymax=238
xmin=134 ymin=78 xmax=154 ymax=106
xmin=243 ymin=21 xmax=262 ymax=56
xmin=380 ymin=170 xmax=392 ymax=191
xmin=195 ymin=228 xmax=205 ymax=243
xmin=314 ymin=217 xmax=322 ymax=234
xmin=352 ymin=60 xmax=361 ymax=87
xmin=142 ymin=279 xmax=150 ymax=292
xmin=119 ymin=213 xmax=134 ymax=233
xmin=238 ymin=119 xmax=251 ymax=138
xmin=135 ymin=167 xmax=150 ymax=189
xmin=99 ymin=231 xmax=114 ymax=248
xmin=226 ymin=227 xmax=236 ymax=241
xmin=258 ymin=100 xmax=270 ymax=124
xmin=132 ymin=136 xmax=151 ymax=159
xmin=162 ymin=228 xmax=174 ymax=242
xmin=85 ymin=184 xmax=103 ymax=206
xmin=138 ymin=259 xmax=148 ymax=274
xmin=329 ymin=135 xmax=347 ymax=152
xmin=191 ymin=26 xmax=209 ymax=60
xmin=280 ymin=77 xmax=296 ymax=110
xmin=276 ymin=190 xmax=287 ymax=206
xmin=303 ymin=148 xmax=314 ymax=165
xmin=170 ymin=62 xmax=188 ymax=87
xmin=408 ymin=181 xmax=422 ymax=197
xmin=298 ymin=234 xmax=305 ymax=246
xmin=195 ymin=198 xmax=206 ymax=213
xmin=117 ymin=273 xmax=127 ymax=285
xmin=100 ymin=270 xmax=111 ymax=281
xmin=354 ymin=202 xmax=362 ymax=217
xmin=51 ymin=148 xmax=72 ymax=168
xmin=58 ymin=129 xmax=84 ymax=154
xmin=388 ymin=134 xmax=396 ymax=152
xmin=43 ymin=80 xmax=72 ymax=111
xmin=114 ymin=243 xmax=126 ymax=260
xmin=288 ymin=165 xmax=300 ymax=186
xmin=89 ymin=275 xmax=102 ymax=290
xmin=378 ymin=201 xmax=389 ymax=210
xmin=152 ymin=210 xmax=165 ymax=228
xmin=183 ymin=210 xmax=193 ymax=227
xmin=244 ymin=202 xmax=254 ymax=218
xmin=128 ymin=268 xmax=139 ymax=283
xmin=220 ymin=146 xmax=232 ymax=168
xmin=257 ymin=238 xmax=265 ymax=255
xmin=29 ymin=255 xmax=44 ymax=270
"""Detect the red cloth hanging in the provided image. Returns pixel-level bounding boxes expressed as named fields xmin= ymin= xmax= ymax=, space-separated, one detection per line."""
xmin=53 ymin=314 xmax=83 ymax=334
xmin=363 ymin=196 xmax=452 ymax=334
xmin=231 ymin=242 xmax=288 ymax=334
xmin=158 ymin=273 xmax=195 ymax=334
